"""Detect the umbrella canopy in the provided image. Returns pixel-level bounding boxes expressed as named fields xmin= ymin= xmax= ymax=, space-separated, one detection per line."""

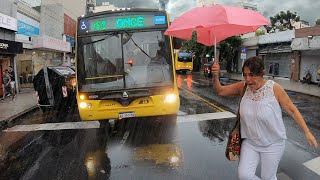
xmin=164 ymin=5 xmax=270 ymax=46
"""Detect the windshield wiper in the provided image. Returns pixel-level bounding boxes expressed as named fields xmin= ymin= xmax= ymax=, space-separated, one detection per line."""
xmin=84 ymin=32 xmax=118 ymax=45
xmin=124 ymin=31 xmax=152 ymax=59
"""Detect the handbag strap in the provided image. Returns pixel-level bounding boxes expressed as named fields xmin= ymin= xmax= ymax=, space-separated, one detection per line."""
xmin=235 ymin=83 xmax=247 ymax=126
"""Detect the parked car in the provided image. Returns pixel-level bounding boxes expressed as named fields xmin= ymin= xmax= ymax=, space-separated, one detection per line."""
xmin=33 ymin=66 xmax=77 ymax=115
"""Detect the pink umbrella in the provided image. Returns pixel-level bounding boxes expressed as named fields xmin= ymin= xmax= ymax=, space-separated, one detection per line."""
xmin=164 ymin=5 xmax=270 ymax=58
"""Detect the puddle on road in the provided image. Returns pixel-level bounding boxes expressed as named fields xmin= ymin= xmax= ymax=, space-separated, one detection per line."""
xmin=179 ymin=95 xmax=219 ymax=115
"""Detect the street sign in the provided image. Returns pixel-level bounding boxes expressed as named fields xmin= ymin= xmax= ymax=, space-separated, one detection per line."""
xmin=241 ymin=47 xmax=246 ymax=53
xmin=241 ymin=53 xmax=246 ymax=59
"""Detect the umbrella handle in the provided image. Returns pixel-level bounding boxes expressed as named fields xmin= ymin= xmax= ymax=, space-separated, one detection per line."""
xmin=214 ymin=36 xmax=217 ymax=64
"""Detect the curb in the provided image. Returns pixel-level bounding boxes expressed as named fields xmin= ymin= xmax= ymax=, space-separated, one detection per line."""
xmin=0 ymin=105 xmax=39 ymax=132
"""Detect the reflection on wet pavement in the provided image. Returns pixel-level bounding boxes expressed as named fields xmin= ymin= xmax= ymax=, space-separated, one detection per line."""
xmin=133 ymin=144 xmax=183 ymax=167
xmin=198 ymin=118 xmax=236 ymax=143
xmin=3 ymin=73 xmax=319 ymax=179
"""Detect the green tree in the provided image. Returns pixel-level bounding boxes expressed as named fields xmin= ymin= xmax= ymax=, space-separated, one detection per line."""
xmin=182 ymin=32 xmax=242 ymax=72
xmin=255 ymin=29 xmax=266 ymax=36
xmin=269 ymin=10 xmax=300 ymax=32
xmin=219 ymin=36 xmax=243 ymax=72
xmin=315 ymin=18 xmax=320 ymax=26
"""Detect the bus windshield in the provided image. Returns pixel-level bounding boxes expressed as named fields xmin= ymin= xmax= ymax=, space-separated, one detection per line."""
xmin=77 ymin=30 xmax=173 ymax=92
xmin=178 ymin=52 xmax=193 ymax=62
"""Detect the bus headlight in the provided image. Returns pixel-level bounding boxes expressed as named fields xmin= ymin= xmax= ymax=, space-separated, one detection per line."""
xmin=79 ymin=102 xmax=87 ymax=109
xmin=163 ymin=94 xmax=177 ymax=103
xmin=80 ymin=94 xmax=86 ymax=100
xmin=79 ymin=102 xmax=92 ymax=109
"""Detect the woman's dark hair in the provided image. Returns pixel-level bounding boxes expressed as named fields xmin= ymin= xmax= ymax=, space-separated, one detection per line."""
xmin=242 ymin=56 xmax=265 ymax=76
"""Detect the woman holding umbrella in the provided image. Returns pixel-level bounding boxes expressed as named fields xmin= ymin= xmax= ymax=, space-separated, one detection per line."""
xmin=211 ymin=56 xmax=318 ymax=180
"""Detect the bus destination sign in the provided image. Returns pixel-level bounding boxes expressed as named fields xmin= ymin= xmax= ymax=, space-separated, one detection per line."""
xmin=79 ymin=14 xmax=166 ymax=33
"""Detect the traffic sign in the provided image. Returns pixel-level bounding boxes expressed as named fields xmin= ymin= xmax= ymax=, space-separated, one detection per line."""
xmin=241 ymin=53 xmax=246 ymax=60
xmin=241 ymin=47 xmax=246 ymax=53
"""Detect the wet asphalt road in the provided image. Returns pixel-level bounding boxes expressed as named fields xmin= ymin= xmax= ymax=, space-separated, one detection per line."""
xmin=0 ymin=72 xmax=320 ymax=180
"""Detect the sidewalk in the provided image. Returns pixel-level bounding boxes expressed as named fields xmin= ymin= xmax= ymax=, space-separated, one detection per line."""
xmin=0 ymin=88 xmax=38 ymax=131
xmin=229 ymin=73 xmax=320 ymax=97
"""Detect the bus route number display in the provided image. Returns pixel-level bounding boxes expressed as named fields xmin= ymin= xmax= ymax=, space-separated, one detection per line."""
xmin=79 ymin=15 xmax=166 ymax=32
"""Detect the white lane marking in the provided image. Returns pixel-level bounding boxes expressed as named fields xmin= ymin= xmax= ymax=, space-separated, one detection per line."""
xmin=191 ymin=80 xmax=200 ymax=84
xmin=177 ymin=110 xmax=188 ymax=116
xmin=303 ymin=157 xmax=320 ymax=176
xmin=4 ymin=121 xmax=100 ymax=132
xmin=177 ymin=111 xmax=236 ymax=123
xmin=277 ymin=172 xmax=292 ymax=180
xmin=4 ymin=112 xmax=236 ymax=132
xmin=120 ymin=131 xmax=130 ymax=148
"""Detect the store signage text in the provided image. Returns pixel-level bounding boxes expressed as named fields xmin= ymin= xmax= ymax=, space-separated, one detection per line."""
xmin=33 ymin=36 xmax=71 ymax=52
xmin=0 ymin=13 xmax=17 ymax=31
xmin=0 ymin=43 xmax=9 ymax=49
xmin=17 ymin=21 xmax=40 ymax=36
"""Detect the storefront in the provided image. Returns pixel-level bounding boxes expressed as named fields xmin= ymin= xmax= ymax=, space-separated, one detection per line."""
xmin=291 ymin=35 xmax=320 ymax=82
xmin=0 ymin=39 xmax=23 ymax=96
xmin=32 ymin=35 xmax=71 ymax=74
xmin=258 ymin=44 xmax=292 ymax=78
xmin=16 ymin=12 xmax=41 ymax=88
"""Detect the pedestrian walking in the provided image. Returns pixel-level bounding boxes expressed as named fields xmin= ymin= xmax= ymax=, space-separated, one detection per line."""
xmin=8 ymin=66 xmax=16 ymax=97
xmin=211 ymin=56 xmax=318 ymax=180
xmin=2 ymin=69 xmax=12 ymax=98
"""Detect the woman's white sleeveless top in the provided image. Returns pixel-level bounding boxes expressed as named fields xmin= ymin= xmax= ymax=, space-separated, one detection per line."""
xmin=240 ymin=80 xmax=287 ymax=146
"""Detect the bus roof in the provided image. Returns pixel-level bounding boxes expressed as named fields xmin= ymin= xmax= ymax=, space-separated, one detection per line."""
xmin=79 ymin=8 xmax=166 ymax=20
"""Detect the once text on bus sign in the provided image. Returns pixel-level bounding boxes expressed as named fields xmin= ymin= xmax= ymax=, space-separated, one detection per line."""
xmin=116 ymin=16 xmax=144 ymax=29
xmin=79 ymin=13 xmax=167 ymax=33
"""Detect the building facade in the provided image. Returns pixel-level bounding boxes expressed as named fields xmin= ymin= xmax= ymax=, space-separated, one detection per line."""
xmin=0 ymin=0 xmax=23 ymax=96
xmin=13 ymin=0 xmax=85 ymax=91
xmin=196 ymin=0 xmax=219 ymax=7
xmin=233 ymin=1 xmax=258 ymax=11
xmin=291 ymin=26 xmax=320 ymax=82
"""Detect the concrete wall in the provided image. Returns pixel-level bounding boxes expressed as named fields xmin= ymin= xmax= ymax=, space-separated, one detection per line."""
xmin=17 ymin=1 xmax=40 ymax=22
xmin=291 ymin=36 xmax=320 ymax=51
xmin=40 ymin=0 xmax=64 ymax=40
xmin=259 ymin=30 xmax=295 ymax=44
xmin=0 ymin=0 xmax=17 ymax=18
xmin=243 ymin=36 xmax=258 ymax=47
xmin=62 ymin=0 xmax=86 ymax=20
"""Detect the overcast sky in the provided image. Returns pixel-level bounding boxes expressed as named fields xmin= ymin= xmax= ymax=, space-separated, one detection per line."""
xmin=167 ymin=0 xmax=320 ymax=25
xmin=96 ymin=0 xmax=320 ymax=25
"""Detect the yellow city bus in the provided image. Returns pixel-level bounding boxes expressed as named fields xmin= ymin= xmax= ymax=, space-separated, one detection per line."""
xmin=175 ymin=50 xmax=193 ymax=74
xmin=76 ymin=9 xmax=180 ymax=121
